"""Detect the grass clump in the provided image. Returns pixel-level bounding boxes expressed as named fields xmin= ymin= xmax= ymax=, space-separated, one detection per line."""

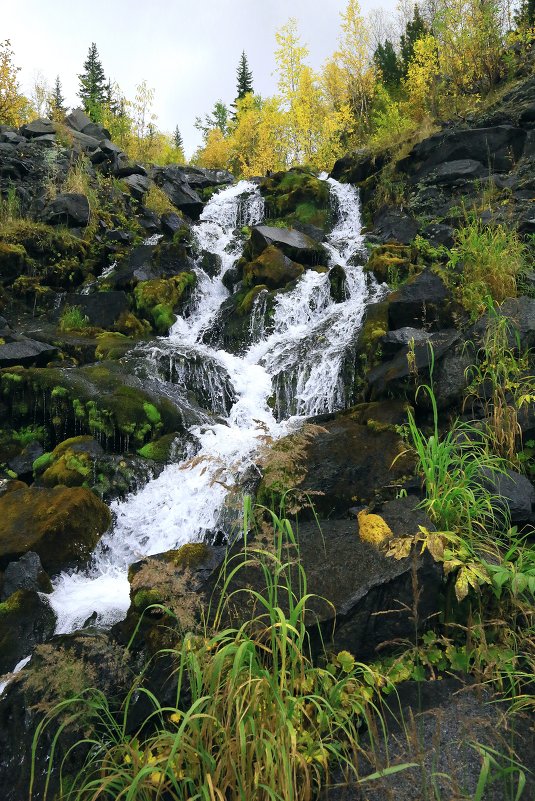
xmin=448 ymin=217 xmax=527 ymax=318
xmin=58 ymin=305 xmax=90 ymax=333
xmin=144 ymin=184 xmax=178 ymax=216
xmin=32 ymin=499 xmax=411 ymax=801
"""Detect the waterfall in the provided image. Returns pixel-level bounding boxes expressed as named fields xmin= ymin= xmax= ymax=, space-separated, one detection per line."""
xmin=49 ymin=177 xmax=380 ymax=634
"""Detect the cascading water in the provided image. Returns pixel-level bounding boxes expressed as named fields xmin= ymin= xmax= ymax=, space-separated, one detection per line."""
xmin=48 ymin=176 xmax=382 ymax=635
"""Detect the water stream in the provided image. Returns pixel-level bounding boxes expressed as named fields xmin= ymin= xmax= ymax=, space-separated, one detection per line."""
xmin=48 ymin=177 xmax=380 ymax=634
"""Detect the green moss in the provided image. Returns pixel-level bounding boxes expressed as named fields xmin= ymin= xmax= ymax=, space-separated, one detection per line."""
xmin=33 ymin=451 xmax=53 ymax=474
xmin=138 ymin=433 xmax=176 ymax=462
xmin=243 ymin=245 xmax=303 ymax=290
xmin=143 ymin=402 xmax=161 ymax=425
xmin=133 ymin=588 xmax=164 ymax=611
xmin=41 ymin=437 xmax=95 ymax=487
xmin=95 ymin=332 xmax=131 ymax=360
xmin=134 ymin=273 xmax=196 ymax=334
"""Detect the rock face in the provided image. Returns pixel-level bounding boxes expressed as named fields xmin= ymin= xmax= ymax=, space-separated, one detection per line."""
xmin=0 ymin=338 xmax=57 ymax=368
xmin=0 ymin=485 xmax=111 ymax=574
xmin=1 ymin=552 xmax=52 ymax=600
xmin=61 ymin=291 xmax=129 ymax=329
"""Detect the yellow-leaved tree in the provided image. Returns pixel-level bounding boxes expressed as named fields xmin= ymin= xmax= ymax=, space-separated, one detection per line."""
xmin=404 ymin=34 xmax=440 ymax=120
xmin=335 ymin=0 xmax=377 ymax=140
xmin=0 ymin=40 xmax=30 ymax=126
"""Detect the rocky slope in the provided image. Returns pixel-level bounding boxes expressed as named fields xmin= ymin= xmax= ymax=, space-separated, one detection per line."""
xmin=0 ymin=69 xmax=534 ymax=799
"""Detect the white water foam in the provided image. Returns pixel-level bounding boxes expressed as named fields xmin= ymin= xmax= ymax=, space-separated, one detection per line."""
xmin=48 ymin=177 xmax=380 ymax=634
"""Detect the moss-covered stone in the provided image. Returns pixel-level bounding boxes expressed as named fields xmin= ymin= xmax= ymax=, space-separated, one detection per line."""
xmin=137 ymin=433 xmax=178 ymax=463
xmin=134 ymin=273 xmax=196 ymax=334
xmin=0 ymin=485 xmax=111 ymax=573
xmin=1 ymin=363 xmax=186 ymax=449
xmin=243 ymin=245 xmax=304 ymax=290
xmin=260 ymin=168 xmax=331 ymax=230
xmin=38 ymin=436 xmax=97 ymax=487
xmin=366 ymin=244 xmax=418 ymax=286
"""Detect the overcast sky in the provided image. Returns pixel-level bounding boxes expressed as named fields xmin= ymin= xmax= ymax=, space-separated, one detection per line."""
xmin=5 ymin=0 xmax=397 ymax=157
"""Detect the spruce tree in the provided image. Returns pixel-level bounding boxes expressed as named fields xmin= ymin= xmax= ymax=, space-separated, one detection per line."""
xmin=78 ymin=42 xmax=107 ymax=120
xmin=373 ymin=40 xmax=402 ymax=91
xmin=400 ymin=5 xmax=428 ymax=76
xmin=236 ymin=51 xmax=253 ymax=100
xmin=48 ymin=75 xmax=66 ymax=118
xmin=173 ymin=125 xmax=183 ymax=150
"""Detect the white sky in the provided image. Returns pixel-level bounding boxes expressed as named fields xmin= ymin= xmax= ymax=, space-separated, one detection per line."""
xmin=4 ymin=0 xmax=398 ymax=157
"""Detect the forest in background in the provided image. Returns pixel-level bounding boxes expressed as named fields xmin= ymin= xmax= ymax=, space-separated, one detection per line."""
xmin=1 ymin=0 xmax=535 ymax=175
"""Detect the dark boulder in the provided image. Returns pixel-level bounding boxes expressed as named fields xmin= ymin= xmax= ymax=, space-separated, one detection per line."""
xmin=61 ymin=291 xmax=129 ymax=329
xmin=480 ymin=467 xmax=535 ymax=525
xmin=399 ymin=125 xmax=527 ymax=178
xmin=122 ymin=174 xmax=149 ymax=200
xmin=81 ymin=122 xmax=111 ymax=140
xmin=113 ymin=161 xmax=147 ymax=178
xmin=138 ymin=210 xmax=161 ymax=234
xmin=0 ymin=590 xmax=56 ymax=674
xmin=330 ymin=148 xmax=387 ymax=184
xmin=380 ymin=326 xmax=432 ymax=357
xmin=243 ymin=245 xmax=304 ymax=289
xmin=43 ymin=193 xmax=90 ymax=227
xmin=7 ymin=441 xmax=44 ymax=480
xmin=372 ymin=206 xmax=419 ymax=245
xmin=424 ymin=158 xmax=487 ymax=185
xmin=65 ymin=108 xmax=93 ymax=132
xmin=387 ymin=269 xmax=452 ymax=330
xmin=420 ymin=222 xmax=455 ymax=248
xmin=173 ymin=166 xmax=234 ymax=189
xmin=160 ymin=212 xmax=182 ymax=236
xmin=20 ymin=119 xmax=56 ymax=138
xmin=1 ymin=552 xmax=52 ymax=600
xmin=0 ymin=339 xmax=58 ymax=369
xmin=152 ymin=166 xmax=204 ymax=218
xmin=250 ymin=225 xmax=326 ymax=265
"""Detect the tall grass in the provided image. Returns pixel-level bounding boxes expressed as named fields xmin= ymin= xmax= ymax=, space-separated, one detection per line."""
xmin=403 ymin=353 xmax=510 ymax=535
xmin=32 ymin=500 xmax=410 ymax=801
xmin=448 ymin=217 xmax=526 ymax=318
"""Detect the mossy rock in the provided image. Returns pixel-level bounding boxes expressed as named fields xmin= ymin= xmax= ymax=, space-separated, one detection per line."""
xmin=243 ymin=245 xmax=304 ymax=290
xmin=0 ymin=589 xmax=56 ymax=674
xmin=137 ymin=433 xmax=178 ymax=463
xmin=39 ymin=435 xmax=102 ymax=488
xmin=0 ymin=485 xmax=111 ymax=573
xmin=1 ymin=363 xmax=187 ymax=449
xmin=134 ymin=272 xmax=196 ymax=334
xmin=95 ymin=332 xmax=133 ymax=360
xmin=366 ymin=244 xmax=418 ymax=285
xmin=0 ymin=242 xmax=29 ymax=281
xmin=260 ymin=168 xmax=331 ymax=231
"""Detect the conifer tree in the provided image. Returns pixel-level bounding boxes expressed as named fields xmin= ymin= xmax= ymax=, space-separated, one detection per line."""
xmin=47 ymin=75 xmax=66 ymax=119
xmin=78 ymin=42 xmax=107 ymax=120
xmin=400 ymin=5 xmax=428 ymax=76
xmin=373 ymin=40 xmax=402 ymax=91
xmin=173 ymin=125 xmax=183 ymax=150
xmin=236 ymin=51 xmax=254 ymax=100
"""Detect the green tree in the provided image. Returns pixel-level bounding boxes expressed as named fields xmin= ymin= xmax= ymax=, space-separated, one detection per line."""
xmin=173 ymin=125 xmax=183 ymax=150
xmin=374 ymin=39 xmax=403 ymax=91
xmin=400 ymin=5 xmax=428 ymax=76
xmin=47 ymin=75 xmax=66 ymax=119
xmin=78 ymin=42 xmax=107 ymax=120
xmin=515 ymin=0 xmax=535 ymax=27
xmin=0 ymin=39 xmax=29 ymax=125
xmin=194 ymin=100 xmax=229 ymax=140
xmin=236 ymin=50 xmax=254 ymax=100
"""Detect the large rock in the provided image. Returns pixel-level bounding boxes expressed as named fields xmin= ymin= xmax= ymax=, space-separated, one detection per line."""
xmin=243 ymin=245 xmax=304 ymax=289
xmin=423 ymin=158 xmax=487 ymax=185
xmin=330 ymin=148 xmax=387 ymax=184
xmin=20 ymin=119 xmax=56 ymax=138
xmin=152 ymin=166 xmax=204 ymax=218
xmin=372 ymin=207 xmax=419 ymax=245
xmin=43 ymin=193 xmax=90 ymax=227
xmin=0 ymin=485 xmax=111 ymax=574
xmin=399 ymin=125 xmax=527 ymax=178
xmin=1 ymin=552 xmax=52 ymax=600
xmin=0 ymin=339 xmax=58 ymax=368
xmin=7 ymin=441 xmax=44 ymax=479
xmin=122 ymin=173 xmax=149 ymax=200
xmin=387 ymin=269 xmax=452 ymax=330
xmin=61 ymin=291 xmax=129 ymax=329
xmin=65 ymin=108 xmax=93 ymax=132
xmin=170 ymin=166 xmax=234 ymax=189
xmin=480 ymin=467 xmax=535 ymax=525
xmin=250 ymin=225 xmax=326 ymax=265
xmin=0 ymin=590 xmax=56 ymax=674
